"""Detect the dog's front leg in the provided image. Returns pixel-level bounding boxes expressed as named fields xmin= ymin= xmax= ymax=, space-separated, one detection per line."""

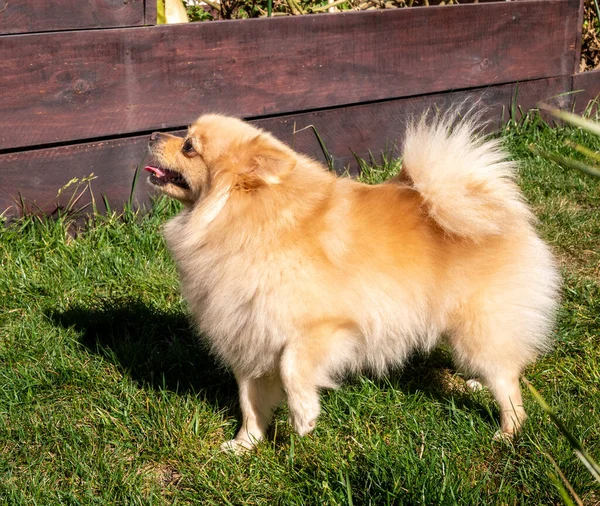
xmin=221 ymin=372 xmax=284 ymax=453
xmin=280 ymin=323 xmax=359 ymax=437
xmin=280 ymin=347 xmax=323 ymax=437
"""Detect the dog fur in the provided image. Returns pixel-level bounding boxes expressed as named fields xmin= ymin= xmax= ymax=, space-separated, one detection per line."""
xmin=144 ymin=112 xmax=560 ymax=452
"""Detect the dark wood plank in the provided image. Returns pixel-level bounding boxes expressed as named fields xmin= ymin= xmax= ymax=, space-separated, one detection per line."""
xmin=257 ymin=76 xmax=572 ymax=167
xmin=0 ymin=0 xmax=145 ymax=35
xmin=0 ymin=0 xmax=579 ymax=151
xmin=145 ymin=0 xmax=158 ymax=25
xmin=572 ymin=68 xmax=600 ymax=113
xmin=0 ymin=136 xmax=152 ymax=219
xmin=0 ymin=76 xmax=571 ymax=218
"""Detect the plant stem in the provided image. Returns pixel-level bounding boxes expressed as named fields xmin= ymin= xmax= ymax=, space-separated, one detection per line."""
xmin=286 ymin=0 xmax=301 ymax=14
xmin=202 ymin=0 xmax=223 ymax=12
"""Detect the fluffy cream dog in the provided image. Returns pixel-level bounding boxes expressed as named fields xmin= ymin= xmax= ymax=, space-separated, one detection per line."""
xmin=144 ymin=112 xmax=560 ymax=452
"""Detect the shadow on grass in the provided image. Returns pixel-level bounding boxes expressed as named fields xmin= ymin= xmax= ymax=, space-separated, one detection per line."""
xmin=379 ymin=349 xmax=498 ymax=427
xmin=48 ymin=297 xmax=238 ymax=414
xmin=49 ymin=297 xmax=496 ymax=431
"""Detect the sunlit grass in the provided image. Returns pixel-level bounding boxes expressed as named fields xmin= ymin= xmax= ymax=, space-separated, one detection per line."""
xmin=0 ymin=111 xmax=599 ymax=504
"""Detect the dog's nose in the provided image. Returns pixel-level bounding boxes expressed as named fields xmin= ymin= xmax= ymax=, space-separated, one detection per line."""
xmin=149 ymin=132 xmax=162 ymax=146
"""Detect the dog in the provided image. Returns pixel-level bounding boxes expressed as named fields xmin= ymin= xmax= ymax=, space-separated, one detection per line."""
xmin=144 ymin=112 xmax=560 ymax=452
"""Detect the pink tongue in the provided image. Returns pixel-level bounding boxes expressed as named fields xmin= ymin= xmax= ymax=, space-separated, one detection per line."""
xmin=144 ymin=165 xmax=166 ymax=177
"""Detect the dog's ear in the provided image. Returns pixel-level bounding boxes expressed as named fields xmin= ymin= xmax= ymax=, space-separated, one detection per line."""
xmin=238 ymin=135 xmax=296 ymax=188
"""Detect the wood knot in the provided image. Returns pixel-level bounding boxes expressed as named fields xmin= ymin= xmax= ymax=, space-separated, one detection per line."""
xmin=73 ymin=79 xmax=90 ymax=94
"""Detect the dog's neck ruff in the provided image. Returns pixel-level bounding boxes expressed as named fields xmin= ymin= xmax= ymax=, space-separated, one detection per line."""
xmin=163 ymin=185 xmax=231 ymax=254
xmin=196 ymin=184 xmax=230 ymax=227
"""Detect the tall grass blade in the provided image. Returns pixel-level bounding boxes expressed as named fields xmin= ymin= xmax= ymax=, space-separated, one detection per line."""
xmin=128 ymin=165 xmax=141 ymax=209
xmin=565 ymin=140 xmax=600 ymax=164
xmin=346 ymin=471 xmax=354 ymax=506
xmin=582 ymin=98 xmax=600 ymax=117
xmin=288 ymin=435 xmax=295 ymax=467
xmin=102 ymin=195 xmax=112 ymax=215
xmin=532 ymin=147 xmax=600 ymax=178
xmin=545 ymin=453 xmax=584 ymax=506
xmin=548 ymin=472 xmax=577 ymax=506
xmin=511 ymin=84 xmax=519 ymax=122
xmin=340 ymin=470 xmax=354 ymax=506
xmin=89 ymin=180 xmax=98 ymax=216
xmin=524 ymin=379 xmax=600 ymax=483
xmin=309 ymin=125 xmax=335 ymax=171
xmin=539 ymin=105 xmax=600 ymax=136
xmin=350 ymin=149 xmax=369 ymax=173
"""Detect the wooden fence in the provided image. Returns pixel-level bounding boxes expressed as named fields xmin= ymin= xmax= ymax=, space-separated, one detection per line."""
xmin=0 ymin=0 xmax=598 ymax=217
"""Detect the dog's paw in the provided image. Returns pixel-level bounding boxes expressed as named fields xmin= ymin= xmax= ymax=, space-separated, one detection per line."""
xmin=220 ymin=439 xmax=254 ymax=454
xmin=288 ymin=396 xmax=320 ymax=437
xmin=492 ymin=430 xmax=515 ymax=443
xmin=289 ymin=414 xmax=317 ymax=437
xmin=466 ymin=379 xmax=484 ymax=392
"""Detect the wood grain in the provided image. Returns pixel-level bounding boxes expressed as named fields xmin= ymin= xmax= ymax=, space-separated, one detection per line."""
xmin=0 ymin=0 xmax=145 ymax=35
xmin=0 ymin=0 xmax=579 ymax=151
xmin=0 ymin=76 xmax=571 ymax=218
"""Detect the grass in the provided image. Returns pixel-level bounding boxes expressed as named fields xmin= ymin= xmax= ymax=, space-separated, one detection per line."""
xmin=1 ymin=112 xmax=599 ymax=504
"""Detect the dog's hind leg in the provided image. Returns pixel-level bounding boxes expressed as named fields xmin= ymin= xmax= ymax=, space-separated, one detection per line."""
xmin=221 ymin=372 xmax=284 ymax=453
xmin=454 ymin=350 xmax=527 ymax=436
xmin=485 ymin=374 xmax=527 ymax=438
xmin=448 ymin=315 xmax=531 ymax=438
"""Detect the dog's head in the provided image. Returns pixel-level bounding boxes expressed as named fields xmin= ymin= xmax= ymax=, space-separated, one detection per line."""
xmin=145 ymin=115 xmax=297 ymax=206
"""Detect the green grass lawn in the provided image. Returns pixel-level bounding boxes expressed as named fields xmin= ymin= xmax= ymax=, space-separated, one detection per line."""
xmin=1 ymin=113 xmax=599 ymax=505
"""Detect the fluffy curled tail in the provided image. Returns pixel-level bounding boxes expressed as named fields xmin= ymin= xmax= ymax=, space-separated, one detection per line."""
xmin=401 ymin=112 xmax=533 ymax=240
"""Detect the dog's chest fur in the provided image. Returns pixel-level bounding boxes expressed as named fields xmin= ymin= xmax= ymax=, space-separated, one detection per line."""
xmin=163 ymin=212 xmax=313 ymax=377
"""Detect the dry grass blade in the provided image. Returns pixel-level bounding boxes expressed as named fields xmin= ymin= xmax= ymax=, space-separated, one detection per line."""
xmin=544 ymin=453 xmax=584 ymax=506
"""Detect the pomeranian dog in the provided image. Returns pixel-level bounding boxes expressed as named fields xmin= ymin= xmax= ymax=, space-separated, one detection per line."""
xmin=144 ymin=112 xmax=559 ymax=452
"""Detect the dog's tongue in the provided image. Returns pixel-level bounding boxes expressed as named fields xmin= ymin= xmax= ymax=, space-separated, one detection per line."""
xmin=144 ymin=165 xmax=166 ymax=177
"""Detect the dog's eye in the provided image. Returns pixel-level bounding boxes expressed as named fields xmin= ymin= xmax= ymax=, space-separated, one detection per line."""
xmin=182 ymin=139 xmax=196 ymax=157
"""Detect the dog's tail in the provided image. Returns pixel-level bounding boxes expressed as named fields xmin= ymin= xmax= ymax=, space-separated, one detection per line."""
xmin=401 ymin=112 xmax=532 ymax=240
